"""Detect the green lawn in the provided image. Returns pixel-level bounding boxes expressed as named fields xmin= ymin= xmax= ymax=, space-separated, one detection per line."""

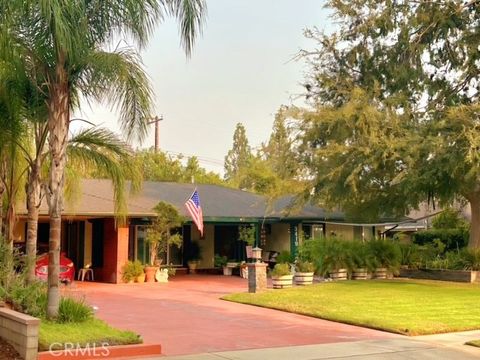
xmin=222 ymin=279 xmax=480 ymax=336
xmin=39 ymin=318 xmax=142 ymax=351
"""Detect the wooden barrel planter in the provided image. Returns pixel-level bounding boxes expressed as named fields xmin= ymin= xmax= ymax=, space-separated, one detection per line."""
xmin=330 ymin=268 xmax=348 ymax=280
xmin=272 ymin=274 xmax=294 ymax=289
xmin=352 ymin=268 xmax=368 ymax=280
xmin=294 ymin=272 xmax=314 ymax=285
xmin=374 ymin=268 xmax=387 ymax=279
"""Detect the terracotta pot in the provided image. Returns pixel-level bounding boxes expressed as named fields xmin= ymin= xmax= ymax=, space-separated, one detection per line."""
xmin=330 ymin=268 xmax=348 ymax=280
xmin=272 ymin=274 xmax=294 ymax=289
xmin=294 ymin=272 xmax=314 ymax=285
xmin=144 ymin=266 xmax=158 ymax=282
xmin=374 ymin=267 xmax=388 ymax=279
xmin=352 ymin=268 xmax=368 ymax=280
xmin=136 ymin=273 xmax=146 ymax=283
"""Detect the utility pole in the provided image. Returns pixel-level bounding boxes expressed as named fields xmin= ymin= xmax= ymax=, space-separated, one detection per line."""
xmin=148 ymin=115 xmax=164 ymax=152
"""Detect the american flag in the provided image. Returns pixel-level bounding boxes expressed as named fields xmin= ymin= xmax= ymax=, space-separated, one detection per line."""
xmin=185 ymin=189 xmax=204 ymax=236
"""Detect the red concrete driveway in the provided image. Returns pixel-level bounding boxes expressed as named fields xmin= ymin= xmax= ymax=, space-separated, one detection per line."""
xmin=69 ymin=276 xmax=397 ymax=356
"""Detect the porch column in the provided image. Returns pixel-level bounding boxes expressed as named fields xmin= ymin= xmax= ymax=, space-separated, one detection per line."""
xmin=255 ymin=222 xmax=261 ymax=247
xmin=289 ymin=222 xmax=299 ymax=257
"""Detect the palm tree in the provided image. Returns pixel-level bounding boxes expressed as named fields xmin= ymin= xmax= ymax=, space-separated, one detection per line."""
xmin=1 ymin=0 xmax=206 ymax=318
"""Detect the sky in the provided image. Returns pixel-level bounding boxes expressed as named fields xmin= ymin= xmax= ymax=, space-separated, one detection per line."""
xmin=73 ymin=1 xmax=331 ymax=174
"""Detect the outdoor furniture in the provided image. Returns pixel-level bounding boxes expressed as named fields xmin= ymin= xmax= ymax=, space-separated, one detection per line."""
xmin=78 ymin=264 xmax=94 ymax=281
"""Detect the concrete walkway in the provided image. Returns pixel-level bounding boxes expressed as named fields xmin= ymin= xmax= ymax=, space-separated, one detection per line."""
xmin=70 ymin=275 xmax=396 ymax=356
xmin=141 ymin=332 xmax=480 ymax=359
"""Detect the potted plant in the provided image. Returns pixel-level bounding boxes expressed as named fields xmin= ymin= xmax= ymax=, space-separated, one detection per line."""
xmin=350 ymin=241 xmax=371 ymax=280
xmin=214 ymin=254 xmax=229 ymax=275
xmin=145 ymin=201 xmax=184 ymax=282
xmin=238 ymin=224 xmax=256 ymax=260
xmin=271 ymin=263 xmax=293 ymax=289
xmin=294 ymin=260 xmax=315 ymax=285
xmin=121 ymin=260 xmax=143 ymax=284
xmin=367 ymin=239 xmax=401 ymax=279
xmin=132 ymin=260 xmax=146 ymax=283
xmin=186 ymin=241 xmax=202 ymax=274
xmin=321 ymin=239 xmax=350 ymax=280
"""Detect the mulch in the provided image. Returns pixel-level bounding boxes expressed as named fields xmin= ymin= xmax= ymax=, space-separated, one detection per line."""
xmin=0 ymin=337 xmax=22 ymax=360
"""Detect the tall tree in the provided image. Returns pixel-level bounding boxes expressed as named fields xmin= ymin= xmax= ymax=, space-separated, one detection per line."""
xmin=295 ymin=1 xmax=480 ymax=246
xmin=262 ymin=106 xmax=298 ymax=180
xmin=1 ymin=0 xmax=206 ymax=318
xmin=224 ymin=123 xmax=252 ymax=182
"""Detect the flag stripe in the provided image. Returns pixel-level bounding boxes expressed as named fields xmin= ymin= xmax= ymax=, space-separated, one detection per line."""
xmin=185 ymin=190 xmax=204 ymax=236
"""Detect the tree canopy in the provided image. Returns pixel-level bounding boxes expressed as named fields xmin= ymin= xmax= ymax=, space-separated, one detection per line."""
xmin=292 ymin=0 xmax=480 ymax=246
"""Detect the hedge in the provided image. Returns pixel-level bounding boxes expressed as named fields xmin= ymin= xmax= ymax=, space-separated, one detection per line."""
xmin=412 ymin=229 xmax=469 ymax=252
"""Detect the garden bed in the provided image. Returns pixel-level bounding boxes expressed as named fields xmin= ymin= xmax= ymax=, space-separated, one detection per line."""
xmin=0 ymin=337 xmax=21 ymax=360
xmin=398 ymin=268 xmax=480 ymax=283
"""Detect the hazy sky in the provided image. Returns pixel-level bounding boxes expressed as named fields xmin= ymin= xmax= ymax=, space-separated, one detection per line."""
xmin=74 ymin=1 xmax=331 ymax=174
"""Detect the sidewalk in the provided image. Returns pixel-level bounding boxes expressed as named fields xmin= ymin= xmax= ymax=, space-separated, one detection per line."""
xmin=138 ymin=331 xmax=480 ymax=360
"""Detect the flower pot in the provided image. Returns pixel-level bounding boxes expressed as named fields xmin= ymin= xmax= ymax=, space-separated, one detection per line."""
xmin=272 ymin=274 xmax=294 ymax=289
xmin=136 ymin=273 xmax=146 ymax=283
xmin=155 ymin=268 xmax=169 ymax=283
xmin=374 ymin=267 xmax=388 ymax=279
xmin=352 ymin=268 xmax=368 ymax=280
xmin=188 ymin=261 xmax=198 ymax=274
xmin=294 ymin=272 xmax=314 ymax=285
xmin=223 ymin=266 xmax=232 ymax=276
xmin=330 ymin=268 xmax=348 ymax=280
xmin=144 ymin=266 xmax=158 ymax=282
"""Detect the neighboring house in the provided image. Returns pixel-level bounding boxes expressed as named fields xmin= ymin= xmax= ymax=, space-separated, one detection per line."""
xmin=14 ymin=179 xmax=397 ymax=283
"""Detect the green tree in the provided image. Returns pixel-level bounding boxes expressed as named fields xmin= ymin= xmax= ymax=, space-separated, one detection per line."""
xmin=262 ymin=106 xmax=298 ymax=180
xmin=432 ymin=208 xmax=469 ymax=231
xmin=294 ymin=1 xmax=480 ymax=247
xmin=224 ymin=123 xmax=252 ymax=181
xmin=1 ymin=0 xmax=206 ymax=318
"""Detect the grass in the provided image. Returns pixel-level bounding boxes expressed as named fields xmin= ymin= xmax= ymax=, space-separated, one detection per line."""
xmin=222 ymin=279 xmax=480 ymax=336
xmin=466 ymin=340 xmax=480 ymax=347
xmin=39 ymin=318 xmax=142 ymax=351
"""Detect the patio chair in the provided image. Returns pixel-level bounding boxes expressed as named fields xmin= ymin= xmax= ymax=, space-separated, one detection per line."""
xmin=78 ymin=263 xmax=94 ymax=281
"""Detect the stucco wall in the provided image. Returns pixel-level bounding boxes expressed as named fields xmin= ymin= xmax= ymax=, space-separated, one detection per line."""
xmin=191 ymin=224 xmax=214 ymax=269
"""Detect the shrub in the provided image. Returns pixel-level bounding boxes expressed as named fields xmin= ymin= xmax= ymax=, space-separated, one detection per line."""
xmin=58 ymin=297 xmax=94 ymax=323
xmin=271 ymin=263 xmax=291 ymax=277
xmin=296 ymin=260 xmax=315 ymax=273
xmin=349 ymin=241 xmax=374 ymax=271
xmin=455 ymin=248 xmax=480 ymax=271
xmin=413 ymin=229 xmax=468 ymax=252
xmin=8 ymin=279 xmax=47 ymax=318
xmin=320 ymin=239 xmax=352 ymax=275
xmin=276 ymin=250 xmax=294 ymax=264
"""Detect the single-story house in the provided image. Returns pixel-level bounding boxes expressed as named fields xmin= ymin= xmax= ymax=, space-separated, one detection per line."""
xmin=14 ymin=179 xmax=398 ymax=283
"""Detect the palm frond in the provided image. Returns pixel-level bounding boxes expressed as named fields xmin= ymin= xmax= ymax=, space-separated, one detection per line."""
xmin=67 ymin=127 xmax=139 ymax=224
xmin=77 ymin=48 xmax=153 ymax=142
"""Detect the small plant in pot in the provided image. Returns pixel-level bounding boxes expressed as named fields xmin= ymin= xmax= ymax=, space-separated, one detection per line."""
xmin=214 ymin=254 xmax=228 ymax=275
xmin=271 ymin=263 xmax=293 ymax=289
xmin=294 ymin=260 xmax=315 ymax=285
xmin=186 ymin=241 xmax=202 ymax=274
xmin=145 ymin=201 xmax=184 ymax=282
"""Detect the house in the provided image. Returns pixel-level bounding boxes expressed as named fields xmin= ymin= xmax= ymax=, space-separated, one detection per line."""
xmin=14 ymin=179 xmax=394 ymax=283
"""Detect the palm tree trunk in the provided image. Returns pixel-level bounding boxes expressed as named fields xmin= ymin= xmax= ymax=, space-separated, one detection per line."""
xmin=46 ymin=60 xmax=70 ymax=319
xmin=26 ymin=164 xmax=41 ymax=283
